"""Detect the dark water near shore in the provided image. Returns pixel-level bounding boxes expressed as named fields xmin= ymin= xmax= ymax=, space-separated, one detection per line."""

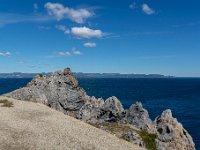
xmin=0 ymin=78 xmax=200 ymax=149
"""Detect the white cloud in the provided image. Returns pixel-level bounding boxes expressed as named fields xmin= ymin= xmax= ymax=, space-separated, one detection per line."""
xmin=44 ymin=2 xmax=93 ymax=23
xmin=72 ymin=48 xmax=82 ymax=55
xmin=55 ymin=25 xmax=70 ymax=34
xmin=58 ymin=51 xmax=71 ymax=56
xmin=84 ymin=42 xmax=96 ymax=48
xmin=142 ymin=4 xmax=155 ymax=15
xmin=71 ymin=26 xmax=103 ymax=39
xmin=0 ymin=52 xmax=11 ymax=57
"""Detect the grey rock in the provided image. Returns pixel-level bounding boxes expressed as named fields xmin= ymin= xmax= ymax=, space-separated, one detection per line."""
xmin=126 ymin=102 xmax=153 ymax=131
xmin=77 ymin=96 xmax=104 ymax=123
xmin=155 ymin=109 xmax=195 ymax=150
xmin=4 ymin=68 xmax=196 ymax=150
xmin=99 ymin=96 xmax=125 ymax=122
xmin=5 ymin=68 xmax=86 ymax=117
xmin=122 ymin=132 xmax=144 ymax=148
xmin=78 ymin=96 xmax=125 ymax=123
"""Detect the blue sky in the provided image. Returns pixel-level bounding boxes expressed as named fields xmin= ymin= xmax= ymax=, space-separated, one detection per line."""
xmin=0 ymin=0 xmax=200 ymax=77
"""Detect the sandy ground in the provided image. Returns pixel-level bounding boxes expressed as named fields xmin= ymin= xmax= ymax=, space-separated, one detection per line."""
xmin=0 ymin=96 xmax=145 ymax=150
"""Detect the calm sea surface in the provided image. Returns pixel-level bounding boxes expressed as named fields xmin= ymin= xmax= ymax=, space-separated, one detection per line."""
xmin=0 ymin=78 xmax=200 ymax=149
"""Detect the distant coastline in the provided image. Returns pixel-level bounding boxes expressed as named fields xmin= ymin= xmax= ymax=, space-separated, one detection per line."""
xmin=0 ymin=72 xmax=174 ymax=79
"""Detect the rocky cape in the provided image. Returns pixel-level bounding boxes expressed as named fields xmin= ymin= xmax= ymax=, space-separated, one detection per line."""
xmin=4 ymin=68 xmax=195 ymax=150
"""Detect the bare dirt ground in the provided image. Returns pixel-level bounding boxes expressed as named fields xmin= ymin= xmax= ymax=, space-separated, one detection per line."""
xmin=0 ymin=96 xmax=145 ymax=150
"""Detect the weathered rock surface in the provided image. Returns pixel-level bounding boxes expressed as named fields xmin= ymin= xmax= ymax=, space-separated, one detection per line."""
xmin=155 ymin=109 xmax=195 ymax=150
xmin=124 ymin=131 xmax=145 ymax=147
xmin=4 ymin=68 xmax=196 ymax=150
xmin=5 ymin=69 xmax=86 ymax=117
xmin=126 ymin=102 xmax=154 ymax=132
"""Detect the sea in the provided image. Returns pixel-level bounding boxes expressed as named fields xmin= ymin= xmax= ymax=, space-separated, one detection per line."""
xmin=0 ymin=78 xmax=200 ymax=149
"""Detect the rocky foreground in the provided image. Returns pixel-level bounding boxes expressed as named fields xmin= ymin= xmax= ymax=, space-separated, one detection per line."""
xmin=4 ymin=68 xmax=196 ymax=150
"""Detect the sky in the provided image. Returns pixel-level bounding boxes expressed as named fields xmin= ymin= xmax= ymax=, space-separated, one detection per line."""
xmin=0 ymin=0 xmax=200 ymax=77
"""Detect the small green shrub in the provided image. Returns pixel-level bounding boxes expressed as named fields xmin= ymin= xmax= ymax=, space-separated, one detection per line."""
xmin=89 ymin=122 xmax=157 ymax=150
xmin=38 ymin=74 xmax=44 ymax=78
xmin=138 ymin=131 xmax=157 ymax=150
xmin=0 ymin=99 xmax=14 ymax=107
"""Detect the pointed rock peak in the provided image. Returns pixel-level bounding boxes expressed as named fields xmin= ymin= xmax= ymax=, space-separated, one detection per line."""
xmin=103 ymin=96 xmax=124 ymax=115
xmin=127 ymin=102 xmax=153 ymax=131
xmin=105 ymin=96 xmax=121 ymax=103
xmin=129 ymin=101 xmax=145 ymax=112
xmin=64 ymin=67 xmax=72 ymax=75
xmin=160 ymin=109 xmax=173 ymax=119
xmin=155 ymin=109 xmax=195 ymax=150
xmin=104 ymin=96 xmax=124 ymax=109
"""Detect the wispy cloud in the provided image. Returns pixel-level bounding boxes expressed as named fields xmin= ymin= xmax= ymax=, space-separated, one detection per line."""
xmin=83 ymin=42 xmax=96 ymax=48
xmin=33 ymin=3 xmax=39 ymax=13
xmin=142 ymin=4 xmax=155 ymax=15
xmin=0 ymin=13 xmax=54 ymax=26
xmin=52 ymin=48 xmax=82 ymax=58
xmin=72 ymin=48 xmax=82 ymax=55
xmin=38 ymin=26 xmax=51 ymax=30
xmin=55 ymin=25 xmax=70 ymax=34
xmin=102 ymin=31 xmax=173 ymax=40
xmin=57 ymin=51 xmax=71 ymax=57
xmin=71 ymin=26 xmax=103 ymax=39
xmin=129 ymin=2 xmax=137 ymax=9
xmin=0 ymin=52 xmax=11 ymax=57
xmin=44 ymin=2 xmax=93 ymax=24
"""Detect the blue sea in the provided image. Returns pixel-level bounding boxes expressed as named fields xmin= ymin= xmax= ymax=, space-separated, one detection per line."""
xmin=0 ymin=78 xmax=200 ymax=149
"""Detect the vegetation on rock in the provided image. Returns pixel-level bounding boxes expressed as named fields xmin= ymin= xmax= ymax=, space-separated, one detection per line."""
xmin=0 ymin=99 xmax=13 ymax=107
xmin=89 ymin=123 xmax=156 ymax=149
xmin=138 ymin=131 xmax=156 ymax=150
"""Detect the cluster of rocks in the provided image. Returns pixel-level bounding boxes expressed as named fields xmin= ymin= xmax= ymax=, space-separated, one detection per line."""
xmin=4 ymin=68 xmax=195 ymax=150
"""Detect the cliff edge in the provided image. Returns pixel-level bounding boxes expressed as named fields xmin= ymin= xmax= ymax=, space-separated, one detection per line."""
xmin=0 ymin=96 xmax=144 ymax=150
xmin=4 ymin=68 xmax=195 ymax=150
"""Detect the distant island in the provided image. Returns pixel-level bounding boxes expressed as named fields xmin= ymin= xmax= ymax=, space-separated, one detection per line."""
xmin=0 ymin=72 xmax=174 ymax=78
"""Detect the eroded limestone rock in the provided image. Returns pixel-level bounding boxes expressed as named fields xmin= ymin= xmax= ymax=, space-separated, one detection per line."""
xmin=4 ymin=68 xmax=196 ymax=150
xmin=126 ymin=102 xmax=153 ymax=131
xmin=155 ymin=109 xmax=195 ymax=150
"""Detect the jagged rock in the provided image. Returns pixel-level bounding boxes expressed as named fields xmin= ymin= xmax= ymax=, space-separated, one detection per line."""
xmin=4 ymin=68 xmax=86 ymax=117
xmin=64 ymin=67 xmax=72 ymax=75
xmin=77 ymin=96 xmax=104 ymax=123
xmin=99 ymin=96 xmax=125 ymax=122
xmin=78 ymin=96 xmax=125 ymax=123
xmin=126 ymin=102 xmax=153 ymax=131
xmin=4 ymin=68 xmax=196 ymax=150
xmin=155 ymin=109 xmax=195 ymax=150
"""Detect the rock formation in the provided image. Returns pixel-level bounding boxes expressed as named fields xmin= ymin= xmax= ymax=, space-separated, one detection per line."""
xmin=4 ymin=68 xmax=196 ymax=150
xmin=155 ymin=110 xmax=195 ymax=150
xmin=126 ymin=102 xmax=154 ymax=131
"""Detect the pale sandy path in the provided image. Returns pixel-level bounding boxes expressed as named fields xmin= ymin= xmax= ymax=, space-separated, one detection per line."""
xmin=0 ymin=96 xmax=145 ymax=150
